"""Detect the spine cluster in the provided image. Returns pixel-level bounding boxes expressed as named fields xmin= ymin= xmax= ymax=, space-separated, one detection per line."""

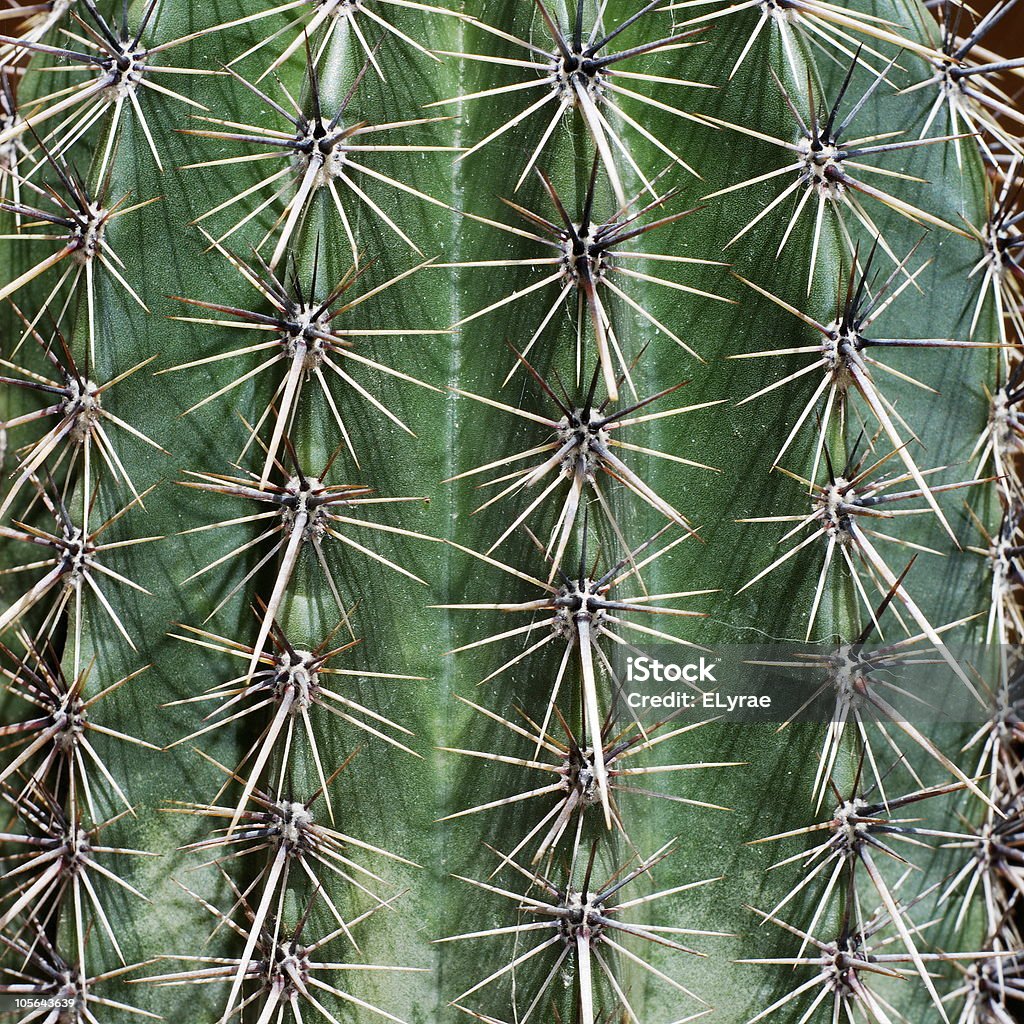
xmin=0 ymin=2 xmax=1019 ymax=1024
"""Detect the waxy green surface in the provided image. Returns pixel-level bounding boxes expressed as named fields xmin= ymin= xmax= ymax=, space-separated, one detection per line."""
xmin=0 ymin=1 xmax=1000 ymax=1021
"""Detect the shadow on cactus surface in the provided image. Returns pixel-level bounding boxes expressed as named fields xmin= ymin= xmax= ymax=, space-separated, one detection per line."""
xmin=0 ymin=0 xmax=1022 ymax=1022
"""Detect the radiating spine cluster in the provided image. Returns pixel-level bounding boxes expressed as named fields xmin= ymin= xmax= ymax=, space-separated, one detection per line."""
xmin=952 ymin=14 xmax=1024 ymax=1015
xmin=0 ymin=1 xmax=444 ymax=1020
xmin=0 ymin=1 xmax=1019 ymax=1023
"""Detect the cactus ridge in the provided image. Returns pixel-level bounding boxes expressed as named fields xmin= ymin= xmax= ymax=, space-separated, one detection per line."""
xmin=0 ymin=2 xmax=1021 ymax=1024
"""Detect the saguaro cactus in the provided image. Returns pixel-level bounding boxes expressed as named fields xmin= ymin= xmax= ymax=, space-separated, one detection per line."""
xmin=0 ymin=1 xmax=1021 ymax=1023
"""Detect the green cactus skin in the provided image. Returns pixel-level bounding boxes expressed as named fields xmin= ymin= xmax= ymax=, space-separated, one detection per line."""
xmin=0 ymin=2 xmax=1020 ymax=1024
